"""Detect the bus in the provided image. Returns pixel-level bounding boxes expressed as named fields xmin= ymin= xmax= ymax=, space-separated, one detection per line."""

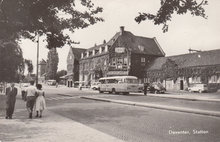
xmin=98 ymin=76 xmax=143 ymax=94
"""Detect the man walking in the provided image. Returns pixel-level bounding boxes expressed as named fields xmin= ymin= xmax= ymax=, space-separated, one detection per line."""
xmin=25 ymin=80 xmax=37 ymax=119
xmin=5 ymin=83 xmax=17 ymax=119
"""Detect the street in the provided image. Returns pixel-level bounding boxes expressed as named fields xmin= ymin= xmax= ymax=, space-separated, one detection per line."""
xmin=1 ymin=85 xmax=220 ymax=142
xmin=42 ymin=86 xmax=220 ymax=142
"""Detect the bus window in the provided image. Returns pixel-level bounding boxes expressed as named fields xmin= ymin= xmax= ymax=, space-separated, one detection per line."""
xmin=125 ymin=78 xmax=138 ymax=84
xmin=99 ymin=79 xmax=105 ymax=84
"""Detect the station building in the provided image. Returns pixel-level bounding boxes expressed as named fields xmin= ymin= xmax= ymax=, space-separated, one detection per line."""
xmin=79 ymin=26 xmax=165 ymax=84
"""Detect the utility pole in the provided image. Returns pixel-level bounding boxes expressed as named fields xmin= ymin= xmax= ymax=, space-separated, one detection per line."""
xmin=36 ymin=34 xmax=39 ymax=85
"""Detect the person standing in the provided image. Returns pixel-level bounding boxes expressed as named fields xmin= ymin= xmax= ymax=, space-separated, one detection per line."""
xmin=35 ymin=84 xmax=46 ymax=118
xmin=25 ymin=81 xmax=37 ymax=119
xmin=5 ymin=83 xmax=17 ymax=119
xmin=143 ymin=83 xmax=148 ymax=96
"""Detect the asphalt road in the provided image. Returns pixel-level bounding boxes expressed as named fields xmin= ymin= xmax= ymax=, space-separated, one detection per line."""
xmin=40 ymin=87 xmax=220 ymax=142
xmin=3 ymin=85 xmax=219 ymax=142
xmin=47 ymin=97 xmax=220 ymax=142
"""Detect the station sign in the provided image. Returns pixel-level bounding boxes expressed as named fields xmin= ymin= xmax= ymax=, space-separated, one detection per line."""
xmin=115 ymin=47 xmax=125 ymax=53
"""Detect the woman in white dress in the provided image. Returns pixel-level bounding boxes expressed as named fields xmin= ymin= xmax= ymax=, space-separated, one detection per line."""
xmin=35 ymin=84 xmax=46 ymax=118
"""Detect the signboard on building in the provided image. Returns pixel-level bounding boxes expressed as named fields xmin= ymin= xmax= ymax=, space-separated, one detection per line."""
xmin=115 ymin=47 xmax=125 ymax=53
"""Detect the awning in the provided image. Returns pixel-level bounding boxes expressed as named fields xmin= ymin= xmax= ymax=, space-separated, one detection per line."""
xmin=60 ymin=73 xmax=73 ymax=79
xmin=107 ymin=71 xmax=128 ymax=76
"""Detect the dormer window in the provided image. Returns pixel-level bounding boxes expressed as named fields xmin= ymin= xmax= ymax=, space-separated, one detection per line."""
xmin=138 ymin=45 xmax=144 ymax=51
xmin=101 ymin=47 xmax=105 ymax=52
xmin=95 ymin=49 xmax=99 ymax=54
xmin=83 ymin=52 xmax=87 ymax=57
xmin=89 ymin=51 xmax=92 ymax=56
xmin=141 ymin=57 xmax=145 ymax=62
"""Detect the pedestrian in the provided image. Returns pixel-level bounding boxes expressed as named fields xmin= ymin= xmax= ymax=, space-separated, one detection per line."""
xmin=5 ymin=83 xmax=17 ymax=119
xmin=144 ymin=83 xmax=148 ymax=95
xmin=79 ymin=83 xmax=82 ymax=90
xmin=35 ymin=84 xmax=46 ymax=118
xmin=25 ymin=80 xmax=37 ymax=119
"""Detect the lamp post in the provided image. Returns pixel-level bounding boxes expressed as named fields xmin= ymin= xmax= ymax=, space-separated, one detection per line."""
xmin=36 ymin=34 xmax=39 ymax=85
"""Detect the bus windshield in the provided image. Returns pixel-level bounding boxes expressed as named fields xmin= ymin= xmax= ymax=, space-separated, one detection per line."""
xmin=124 ymin=78 xmax=138 ymax=84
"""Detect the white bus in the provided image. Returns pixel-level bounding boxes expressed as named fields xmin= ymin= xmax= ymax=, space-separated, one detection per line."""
xmin=98 ymin=76 xmax=143 ymax=94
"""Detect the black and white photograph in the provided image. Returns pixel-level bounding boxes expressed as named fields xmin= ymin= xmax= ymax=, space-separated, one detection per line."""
xmin=0 ymin=0 xmax=220 ymax=142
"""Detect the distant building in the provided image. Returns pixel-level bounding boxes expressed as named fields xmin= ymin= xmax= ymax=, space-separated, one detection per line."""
xmin=79 ymin=26 xmax=165 ymax=84
xmin=38 ymin=59 xmax=47 ymax=83
xmin=146 ymin=49 xmax=220 ymax=92
xmin=62 ymin=47 xmax=86 ymax=87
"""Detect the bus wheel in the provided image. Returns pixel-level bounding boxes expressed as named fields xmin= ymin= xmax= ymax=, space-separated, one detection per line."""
xmin=112 ymin=88 xmax=116 ymax=94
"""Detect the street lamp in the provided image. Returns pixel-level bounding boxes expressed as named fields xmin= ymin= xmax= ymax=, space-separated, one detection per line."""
xmin=36 ymin=34 xmax=39 ymax=85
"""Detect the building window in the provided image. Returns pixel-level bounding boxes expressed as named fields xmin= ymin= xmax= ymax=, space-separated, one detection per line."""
xmin=141 ymin=57 xmax=145 ymax=62
xmin=89 ymin=51 xmax=92 ymax=56
xmin=112 ymin=58 xmax=116 ymax=65
xmin=138 ymin=45 xmax=145 ymax=51
xmin=124 ymin=57 xmax=127 ymax=65
xmin=209 ymin=75 xmax=218 ymax=83
xmin=117 ymin=58 xmax=123 ymax=64
xmin=95 ymin=49 xmax=99 ymax=54
xmin=102 ymin=47 xmax=105 ymax=52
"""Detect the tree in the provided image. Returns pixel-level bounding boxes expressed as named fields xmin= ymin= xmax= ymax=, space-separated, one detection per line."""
xmin=24 ymin=59 xmax=33 ymax=75
xmin=46 ymin=48 xmax=59 ymax=80
xmin=55 ymin=70 xmax=67 ymax=82
xmin=0 ymin=41 xmax=24 ymax=82
xmin=0 ymin=0 xmax=103 ymax=49
xmin=135 ymin=0 xmax=208 ymax=32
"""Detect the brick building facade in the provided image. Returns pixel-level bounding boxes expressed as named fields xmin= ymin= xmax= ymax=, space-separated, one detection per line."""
xmin=79 ymin=26 xmax=165 ymax=85
xmin=63 ymin=47 xmax=86 ymax=87
xmin=146 ymin=49 xmax=220 ymax=92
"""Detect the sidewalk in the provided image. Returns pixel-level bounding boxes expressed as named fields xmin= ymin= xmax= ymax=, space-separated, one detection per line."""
xmin=0 ymin=109 xmax=124 ymax=142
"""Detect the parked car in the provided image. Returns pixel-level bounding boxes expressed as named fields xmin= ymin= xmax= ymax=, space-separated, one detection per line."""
xmin=188 ymin=83 xmax=208 ymax=93
xmin=148 ymin=82 xmax=166 ymax=94
xmin=47 ymin=80 xmax=56 ymax=86
xmin=90 ymin=82 xmax=100 ymax=90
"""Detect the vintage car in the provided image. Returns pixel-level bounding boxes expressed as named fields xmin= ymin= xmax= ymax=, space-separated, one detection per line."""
xmin=188 ymin=84 xmax=208 ymax=93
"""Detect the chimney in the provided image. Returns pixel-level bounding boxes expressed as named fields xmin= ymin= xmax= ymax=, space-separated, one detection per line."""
xmin=120 ymin=26 xmax=125 ymax=34
xmin=103 ymin=40 xmax=106 ymax=44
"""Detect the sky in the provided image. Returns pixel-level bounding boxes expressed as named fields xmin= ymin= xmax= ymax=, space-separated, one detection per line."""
xmin=19 ymin=0 xmax=220 ymax=73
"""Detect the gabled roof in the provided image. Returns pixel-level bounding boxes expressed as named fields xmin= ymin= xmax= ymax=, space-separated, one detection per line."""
xmin=71 ymin=47 xmax=86 ymax=60
xmin=148 ymin=49 xmax=220 ymax=70
xmin=82 ymin=27 xmax=165 ymax=58
xmin=87 ymin=32 xmax=121 ymax=51
xmin=116 ymin=31 xmax=165 ymax=56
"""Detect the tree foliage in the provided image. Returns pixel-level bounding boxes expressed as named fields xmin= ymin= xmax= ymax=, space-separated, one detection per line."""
xmin=46 ymin=48 xmax=59 ymax=80
xmin=56 ymin=70 xmax=67 ymax=82
xmin=0 ymin=0 xmax=103 ymax=48
xmin=24 ymin=59 xmax=33 ymax=74
xmin=135 ymin=0 xmax=208 ymax=32
xmin=0 ymin=41 xmax=24 ymax=82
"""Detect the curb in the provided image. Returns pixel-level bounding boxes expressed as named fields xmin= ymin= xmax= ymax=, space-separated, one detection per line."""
xmin=147 ymin=94 xmax=220 ymax=102
xmin=81 ymin=96 xmax=220 ymax=117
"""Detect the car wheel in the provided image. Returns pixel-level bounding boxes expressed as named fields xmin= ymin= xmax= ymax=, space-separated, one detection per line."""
xmin=99 ymin=90 xmax=103 ymax=93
